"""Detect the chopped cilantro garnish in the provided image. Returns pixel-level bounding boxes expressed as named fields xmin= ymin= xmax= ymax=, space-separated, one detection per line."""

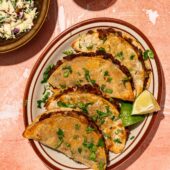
xmin=100 ymin=84 xmax=106 ymax=92
xmin=0 ymin=16 xmax=5 ymax=22
xmin=86 ymin=126 xmax=95 ymax=133
xmin=103 ymin=71 xmax=112 ymax=83
xmin=96 ymin=110 xmax=108 ymax=118
xmin=96 ymin=106 xmax=112 ymax=118
xmin=86 ymin=44 xmax=93 ymax=50
xmin=57 ymin=128 xmax=64 ymax=140
xmin=56 ymin=129 xmax=64 ymax=148
xmin=63 ymin=49 xmax=74 ymax=55
xmin=57 ymin=101 xmax=92 ymax=113
xmin=107 ymin=77 xmax=112 ymax=83
xmin=42 ymin=85 xmax=48 ymax=95
xmin=98 ymin=47 xmax=106 ymax=52
xmin=37 ymin=100 xmax=42 ymax=109
xmin=83 ymin=138 xmax=97 ymax=161
xmin=130 ymin=136 xmax=135 ymax=140
xmin=37 ymin=91 xmax=50 ymax=109
xmin=106 ymin=105 xmax=112 ymax=114
xmin=115 ymin=129 xmax=122 ymax=135
xmin=100 ymin=84 xmax=113 ymax=93
xmin=57 ymin=101 xmax=75 ymax=108
xmin=83 ymin=138 xmax=93 ymax=149
xmin=116 ymin=51 xmax=124 ymax=60
xmin=98 ymin=161 xmax=105 ymax=170
xmin=59 ymin=84 xmax=66 ymax=89
xmin=91 ymin=79 xmax=96 ymax=84
xmin=55 ymin=140 xmax=63 ymax=148
xmin=89 ymin=152 xmax=96 ymax=161
xmin=83 ymin=138 xmax=97 ymax=152
xmin=98 ymin=119 xmax=105 ymax=125
xmin=109 ymin=98 xmax=114 ymax=102
xmin=83 ymin=68 xmax=96 ymax=85
xmin=130 ymin=54 xmax=135 ymax=60
xmin=63 ymin=71 xmax=69 ymax=77
xmin=62 ymin=65 xmax=72 ymax=78
xmin=104 ymin=71 xmax=109 ymax=76
xmin=65 ymin=143 xmax=71 ymax=147
xmin=79 ymin=43 xmax=82 ymax=49
xmin=75 ymin=80 xmax=83 ymax=86
xmin=103 ymin=133 xmax=111 ymax=139
xmin=62 ymin=65 xmax=72 ymax=73
xmin=77 ymin=102 xmax=93 ymax=113
xmin=78 ymin=147 xmax=82 ymax=154
xmin=111 ymin=115 xmax=115 ymax=121
xmin=143 ymin=49 xmax=154 ymax=60
xmin=113 ymin=138 xmax=122 ymax=144
xmin=97 ymin=138 xmax=104 ymax=147
xmin=91 ymin=145 xmax=97 ymax=152
xmin=122 ymin=77 xmax=131 ymax=85
xmin=75 ymin=124 xmax=80 ymax=130
xmin=41 ymin=64 xmax=55 ymax=83
xmin=104 ymin=88 xmax=113 ymax=94
xmin=91 ymin=114 xmax=98 ymax=121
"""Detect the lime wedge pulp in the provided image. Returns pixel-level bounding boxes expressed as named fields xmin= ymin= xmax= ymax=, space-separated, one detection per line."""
xmin=131 ymin=90 xmax=160 ymax=115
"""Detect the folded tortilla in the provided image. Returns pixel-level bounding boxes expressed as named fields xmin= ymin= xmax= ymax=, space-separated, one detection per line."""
xmin=45 ymin=91 xmax=127 ymax=153
xmin=23 ymin=110 xmax=107 ymax=170
xmin=48 ymin=54 xmax=134 ymax=101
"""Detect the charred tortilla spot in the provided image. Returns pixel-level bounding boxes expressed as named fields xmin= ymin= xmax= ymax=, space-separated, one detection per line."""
xmin=143 ymin=70 xmax=152 ymax=88
xmin=97 ymin=29 xmax=108 ymax=40
xmin=56 ymin=60 xmax=63 ymax=68
xmin=116 ymin=31 xmax=123 ymax=37
xmin=87 ymin=30 xmax=94 ymax=34
xmin=39 ymin=113 xmax=52 ymax=121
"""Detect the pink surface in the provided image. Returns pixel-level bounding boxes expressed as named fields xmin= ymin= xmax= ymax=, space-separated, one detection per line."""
xmin=0 ymin=0 xmax=170 ymax=170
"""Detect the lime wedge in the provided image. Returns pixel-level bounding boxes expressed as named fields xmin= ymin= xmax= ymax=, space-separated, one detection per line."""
xmin=131 ymin=90 xmax=160 ymax=115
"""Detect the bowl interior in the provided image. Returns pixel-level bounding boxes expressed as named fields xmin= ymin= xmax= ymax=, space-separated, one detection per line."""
xmin=0 ymin=0 xmax=50 ymax=53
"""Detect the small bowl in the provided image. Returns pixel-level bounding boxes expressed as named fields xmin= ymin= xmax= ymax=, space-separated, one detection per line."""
xmin=0 ymin=0 xmax=50 ymax=53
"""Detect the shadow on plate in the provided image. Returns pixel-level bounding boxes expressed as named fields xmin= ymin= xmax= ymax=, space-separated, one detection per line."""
xmin=117 ymin=65 xmax=166 ymax=170
xmin=0 ymin=0 xmax=58 ymax=66
xmin=73 ymin=0 xmax=117 ymax=11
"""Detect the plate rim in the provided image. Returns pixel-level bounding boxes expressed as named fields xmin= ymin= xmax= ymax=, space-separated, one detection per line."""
xmin=23 ymin=17 xmax=163 ymax=170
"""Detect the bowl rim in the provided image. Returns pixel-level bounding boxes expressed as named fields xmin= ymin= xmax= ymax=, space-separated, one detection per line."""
xmin=0 ymin=0 xmax=51 ymax=53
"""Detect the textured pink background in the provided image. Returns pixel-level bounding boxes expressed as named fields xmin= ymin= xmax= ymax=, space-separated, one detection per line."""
xmin=0 ymin=0 xmax=170 ymax=169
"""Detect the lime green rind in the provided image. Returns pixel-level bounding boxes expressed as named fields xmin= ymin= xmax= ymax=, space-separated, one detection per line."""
xmin=120 ymin=102 xmax=145 ymax=127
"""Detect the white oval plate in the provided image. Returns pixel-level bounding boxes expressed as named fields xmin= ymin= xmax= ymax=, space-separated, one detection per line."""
xmin=23 ymin=18 xmax=163 ymax=170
